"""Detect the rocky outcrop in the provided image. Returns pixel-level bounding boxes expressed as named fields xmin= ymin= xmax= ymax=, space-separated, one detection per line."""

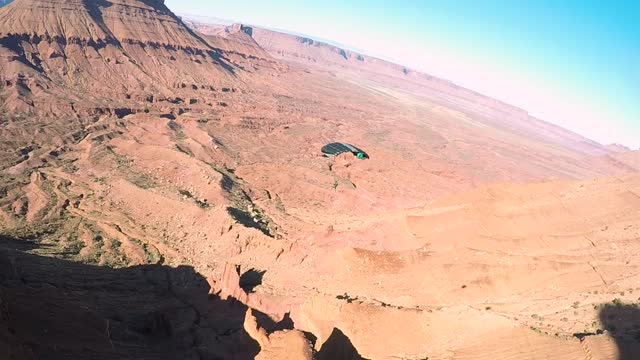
xmin=228 ymin=23 xmax=254 ymax=37
xmin=208 ymin=263 xmax=291 ymax=321
xmin=208 ymin=264 xmax=371 ymax=358
xmin=244 ymin=308 xmax=313 ymax=360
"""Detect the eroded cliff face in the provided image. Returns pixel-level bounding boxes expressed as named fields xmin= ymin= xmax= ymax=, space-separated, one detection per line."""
xmin=0 ymin=0 xmax=241 ymax=115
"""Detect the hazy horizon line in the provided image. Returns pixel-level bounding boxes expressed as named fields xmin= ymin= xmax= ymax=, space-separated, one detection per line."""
xmin=178 ymin=12 xmax=635 ymax=150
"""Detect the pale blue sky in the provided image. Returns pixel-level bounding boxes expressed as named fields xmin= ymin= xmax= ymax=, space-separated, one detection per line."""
xmin=168 ymin=0 xmax=640 ymax=148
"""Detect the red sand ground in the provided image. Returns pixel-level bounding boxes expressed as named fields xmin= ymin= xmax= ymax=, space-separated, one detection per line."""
xmin=1 ymin=1 xmax=640 ymax=359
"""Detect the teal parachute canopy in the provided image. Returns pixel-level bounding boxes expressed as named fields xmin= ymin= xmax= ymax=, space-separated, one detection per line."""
xmin=321 ymin=142 xmax=369 ymax=159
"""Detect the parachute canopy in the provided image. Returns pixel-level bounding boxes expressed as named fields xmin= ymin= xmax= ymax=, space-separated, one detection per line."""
xmin=321 ymin=142 xmax=369 ymax=159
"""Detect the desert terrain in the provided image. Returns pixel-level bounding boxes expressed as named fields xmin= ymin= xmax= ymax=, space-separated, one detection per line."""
xmin=1 ymin=1 xmax=639 ymax=359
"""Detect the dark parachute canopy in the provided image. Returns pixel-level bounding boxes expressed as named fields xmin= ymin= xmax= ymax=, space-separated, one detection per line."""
xmin=321 ymin=142 xmax=369 ymax=159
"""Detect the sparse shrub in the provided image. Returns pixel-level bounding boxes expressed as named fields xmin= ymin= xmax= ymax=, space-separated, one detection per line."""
xmin=195 ymin=199 xmax=209 ymax=209
xmin=127 ymin=172 xmax=156 ymax=189
xmin=111 ymin=238 xmax=122 ymax=250
xmin=572 ymin=301 xmax=580 ymax=308
xmin=274 ymin=195 xmax=286 ymax=212
xmin=485 ymin=306 xmax=492 ymax=310
xmin=612 ymin=298 xmax=624 ymax=307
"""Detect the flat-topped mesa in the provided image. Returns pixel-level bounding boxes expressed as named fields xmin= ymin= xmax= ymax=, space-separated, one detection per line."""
xmin=0 ymin=0 xmax=237 ymax=114
xmin=226 ymin=23 xmax=253 ymax=37
xmin=183 ymin=20 xmax=271 ymax=61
